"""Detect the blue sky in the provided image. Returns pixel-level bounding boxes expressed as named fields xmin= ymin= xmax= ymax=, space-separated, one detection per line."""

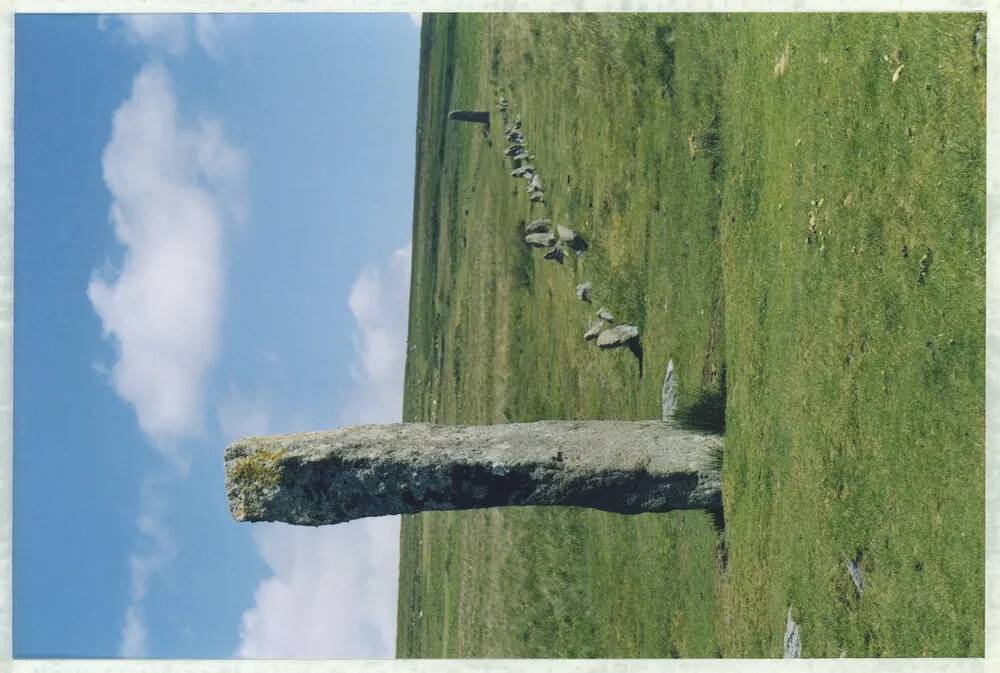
xmin=14 ymin=13 xmax=421 ymax=658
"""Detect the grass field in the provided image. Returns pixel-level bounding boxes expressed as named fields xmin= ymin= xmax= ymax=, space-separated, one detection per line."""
xmin=396 ymin=13 xmax=985 ymax=658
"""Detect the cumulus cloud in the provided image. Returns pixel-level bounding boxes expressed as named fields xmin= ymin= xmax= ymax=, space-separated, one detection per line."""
xmin=408 ymin=13 xmax=422 ymax=29
xmin=99 ymin=14 xmax=189 ymax=56
xmin=217 ymin=383 xmax=271 ymax=444
xmin=99 ymin=13 xmax=244 ymax=60
xmin=236 ymin=520 xmax=400 ymax=659
xmin=89 ymin=62 xmax=245 ymax=455
xmin=119 ymin=476 xmax=176 ymax=658
xmin=343 ymin=244 xmax=412 ymax=424
xmin=234 ymin=244 xmax=412 ymax=658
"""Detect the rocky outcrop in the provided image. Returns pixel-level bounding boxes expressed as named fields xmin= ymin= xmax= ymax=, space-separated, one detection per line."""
xmin=225 ymin=420 xmax=723 ymax=526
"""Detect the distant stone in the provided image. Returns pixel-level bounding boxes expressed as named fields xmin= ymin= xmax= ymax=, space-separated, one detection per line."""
xmin=448 ymin=110 xmax=491 ymax=125
xmin=513 ymin=151 xmax=533 ymax=162
xmin=576 ymin=282 xmax=592 ymax=303
xmin=596 ymin=325 xmax=639 ymax=349
xmin=529 ymin=192 xmax=545 ymax=203
xmin=528 ymin=174 xmax=543 ymax=192
xmin=597 ymin=307 xmax=615 ymax=322
xmin=506 ymin=131 xmax=525 ymax=143
xmin=511 ymin=165 xmax=535 ymax=178
xmin=505 ymin=144 xmax=525 ymax=156
xmin=524 ymin=218 xmax=551 ymax=234
xmin=525 ymin=232 xmax=557 ymax=248
xmin=783 ymin=608 xmax=801 ymax=658
xmin=584 ymin=318 xmax=606 ymax=341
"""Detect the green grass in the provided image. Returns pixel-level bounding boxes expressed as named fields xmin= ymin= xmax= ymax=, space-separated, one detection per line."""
xmin=396 ymin=13 xmax=985 ymax=658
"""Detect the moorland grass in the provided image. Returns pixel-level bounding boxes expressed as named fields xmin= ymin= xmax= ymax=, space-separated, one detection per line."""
xmin=397 ymin=13 xmax=984 ymax=658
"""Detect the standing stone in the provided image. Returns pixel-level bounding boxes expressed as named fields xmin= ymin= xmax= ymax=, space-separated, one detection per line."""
xmin=527 ymin=174 xmax=543 ymax=192
xmin=576 ymin=282 xmax=592 ymax=302
xmin=529 ymin=192 xmax=545 ymax=203
xmin=512 ymin=165 xmax=535 ymax=178
xmin=544 ymin=245 xmax=565 ymax=263
xmin=505 ymin=144 xmax=525 ymax=156
xmin=225 ymin=420 xmax=723 ymax=526
xmin=596 ymin=325 xmax=639 ymax=349
xmin=846 ymin=553 xmax=865 ymax=595
xmin=525 ymin=232 xmax=557 ymax=248
xmin=448 ymin=110 xmax=491 ymax=125
xmin=597 ymin=307 xmax=615 ymax=322
xmin=557 ymin=225 xmax=588 ymax=254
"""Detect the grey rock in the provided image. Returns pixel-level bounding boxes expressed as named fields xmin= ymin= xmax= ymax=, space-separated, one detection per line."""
xmin=511 ymin=165 xmax=535 ymax=178
xmin=783 ymin=608 xmax=801 ymax=658
xmin=527 ymin=174 xmax=543 ymax=192
xmin=584 ymin=318 xmax=607 ymax=341
xmin=596 ymin=325 xmax=639 ymax=349
xmin=557 ymin=225 xmax=588 ymax=254
xmin=543 ymin=245 xmax=565 ymax=263
xmin=529 ymin=192 xmax=545 ymax=203
xmin=524 ymin=218 xmax=551 ymax=234
xmin=661 ymin=359 xmax=677 ymax=421
xmin=846 ymin=554 xmax=865 ymax=594
xmin=505 ymin=144 xmax=525 ymax=156
xmin=576 ymin=282 xmax=592 ymax=302
xmin=506 ymin=131 xmax=525 ymax=143
xmin=597 ymin=307 xmax=615 ymax=322
xmin=525 ymin=232 xmax=556 ymax=248
xmin=513 ymin=151 xmax=533 ymax=161
xmin=225 ymin=420 xmax=724 ymax=526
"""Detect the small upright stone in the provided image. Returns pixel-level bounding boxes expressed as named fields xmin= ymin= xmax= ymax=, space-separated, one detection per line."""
xmin=557 ymin=225 xmax=588 ymax=254
xmin=783 ymin=608 xmax=801 ymax=658
xmin=576 ymin=282 xmax=592 ymax=302
xmin=597 ymin=307 xmax=615 ymax=322
xmin=527 ymin=174 xmax=543 ymax=192
xmin=596 ymin=325 xmax=639 ymax=349
xmin=505 ymin=144 xmax=525 ymax=156
xmin=511 ymin=165 xmax=535 ymax=178
xmin=529 ymin=192 xmax=545 ymax=203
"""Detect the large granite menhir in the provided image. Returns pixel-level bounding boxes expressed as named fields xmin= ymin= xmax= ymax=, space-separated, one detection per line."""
xmin=225 ymin=420 xmax=722 ymax=526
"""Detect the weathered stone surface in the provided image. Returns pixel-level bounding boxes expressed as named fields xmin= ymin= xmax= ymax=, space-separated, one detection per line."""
xmin=525 ymin=232 xmax=557 ymax=248
xmin=783 ymin=608 xmax=802 ymax=658
xmin=596 ymin=324 xmax=639 ymax=349
xmin=523 ymin=218 xmax=550 ymax=234
xmin=527 ymin=174 xmax=543 ymax=192
xmin=506 ymin=131 xmax=525 ymax=143
xmin=576 ymin=282 xmax=592 ymax=302
xmin=597 ymin=307 xmax=615 ymax=322
xmin=584 ymin=318 xmax=607 ymax=341
xmin=225 ymin=420 xmax=723 ymax=526
xmin=514 ymin=150 xmax=533 ymax=161
xmin=512 ymin=165 xmax=535 ymax=178
xmin=529 ymin=192 xmax=545 ymax=203
xmin=505 ymin=144 xmax=525 ymax=156
xmin=448 ymin=110 xmax=490 ymax=125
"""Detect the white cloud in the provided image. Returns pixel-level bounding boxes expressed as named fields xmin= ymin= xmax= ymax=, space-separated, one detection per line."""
xmin=343 ymin=243 xmax=412 ymax=424
xmin=89 ymin=62 xmax=246 ymax=455
xmin=236 ymin=519 xmax=400 ymax=659
xmin=408 ymin=13 xmax=422 ymax=29
xmin=119 ymin=476 xmax=176 ymax=658
xmin=99 ymin=14 xmax=243 ymax=60
xmin=234 ymin=244 xmax=412 ymax=658
xmin=100 ymin=14 xmax=189 ymax=56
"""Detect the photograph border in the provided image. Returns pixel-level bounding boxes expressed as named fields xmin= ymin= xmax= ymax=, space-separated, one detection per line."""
xmin=1 ymin=0 xmax=995 ymax=671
